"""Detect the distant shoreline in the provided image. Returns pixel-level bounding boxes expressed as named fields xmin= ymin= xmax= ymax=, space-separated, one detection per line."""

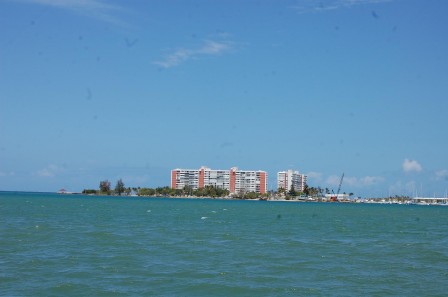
xmin=55 ymin=191 xmax=448 ymax=206
xmin=1 ymin=191 xmax=447 ymax=206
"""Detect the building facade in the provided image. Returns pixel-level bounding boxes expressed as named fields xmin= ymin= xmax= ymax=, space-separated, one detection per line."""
xmin=171 ymin=169 xmax=199 ymax=190
xmin=171 ymin=166 xmax=267 ymax=194
xmin=277 ymin=170 xmax=307 ymax=192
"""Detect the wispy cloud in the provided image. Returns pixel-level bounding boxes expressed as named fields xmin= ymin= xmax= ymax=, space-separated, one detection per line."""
xmin=326 ymin=174 xmax=384 ymax=187
xmin=154 ymin=40 xmax=233 ymax=69
xmin=326 ymin=175 xmax=343 ymax=187
xmin=306 ymin=171 xmax=323 ymax=183
xmin=292 ymin=0 xmax=393 ymax=14
xmin=306 ymin=171 xmax=323 ymax=179
xmin=37 ymin=164 xmax=63 ymax=178
xmin=0 ymin=171 xmax=15 ymax=177
xmin=346 ymin=176 xmax=385 ymax=186
xmin=435 ymin=169 xmax=448 ymax=181
xmin=18 ymin=0 xmax=125 ymax=25
xmin=402 ymin=159 xmax=422 ymax=173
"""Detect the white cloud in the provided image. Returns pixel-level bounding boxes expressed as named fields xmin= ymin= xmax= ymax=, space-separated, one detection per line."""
xmin=154 ymin=40 xmax=233 ymax=68
xmin=37 ymin=164 xmax=62 ymax=177
xmin=360 ymin=176 xmax=385 ymax=186
xmin=326 ymin=174 xmax=384 ymax=188
xmin=18 ymin=0 xmax=125 ymax=25
xmin=326 ymin=175 xmax=342 ymax=187
xmin=402 ymin=159 xmax=422 ymax=173
xmin=292 ymin=0 xmax=393 ymax=14
xmin=435 ymin=169 xmax=448 ymax=181
xmin=306 ymin=171 xmax=323 ymax=180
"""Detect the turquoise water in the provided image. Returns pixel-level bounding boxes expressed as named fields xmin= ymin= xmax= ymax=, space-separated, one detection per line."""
xmin=1 ymin=192 xmax=447 ymax=296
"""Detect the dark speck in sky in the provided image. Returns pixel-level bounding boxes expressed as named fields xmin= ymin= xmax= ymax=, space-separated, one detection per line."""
xmin=86 ymin=88 xmax=92 ymax=101
xmin=125 ymin=38 xmax=138 ymax=48
xmin=371 ymin=11 xmax=379 ymax=19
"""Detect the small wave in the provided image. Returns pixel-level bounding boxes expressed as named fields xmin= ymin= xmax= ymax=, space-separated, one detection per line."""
xmin=147 ymin=209 xmax=151 ymax=213
xmin=201 ymin=217 xmax=208 ymax=220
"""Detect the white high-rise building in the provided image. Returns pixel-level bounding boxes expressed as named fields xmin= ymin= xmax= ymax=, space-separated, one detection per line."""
xmin=171 ymin=169 xmax=199 ymax=189
xmin=201 ymin=167 xmax=230 ymax=190
xmin=230 ymin=167 xmax=267 ymax=195
xmin=277 ymin=170 xmax=307 ymax=192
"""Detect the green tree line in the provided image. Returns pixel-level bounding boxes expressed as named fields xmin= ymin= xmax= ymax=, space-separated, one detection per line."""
xmin=83 ymin=180 xmax=270 ymax=199
xmin=82 ymin=180 xmax=354 ymax=200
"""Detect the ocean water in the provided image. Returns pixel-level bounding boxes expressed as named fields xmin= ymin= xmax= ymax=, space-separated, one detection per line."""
xmin=1 ymin=192 xmax=447 ymax=296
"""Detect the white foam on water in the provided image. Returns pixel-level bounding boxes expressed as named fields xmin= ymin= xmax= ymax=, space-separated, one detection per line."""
xmin=147 ymin=209 xmax=151 ymax=213
xmin=201 ymin=217 xmax=208 ymax=220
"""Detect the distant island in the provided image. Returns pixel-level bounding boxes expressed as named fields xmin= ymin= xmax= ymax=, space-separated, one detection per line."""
xmin=62 ymin=178 xmax=448 ymax=206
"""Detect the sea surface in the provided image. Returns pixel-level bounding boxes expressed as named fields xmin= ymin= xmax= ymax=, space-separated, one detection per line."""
xmin=1 ymin=192 xmax=447 ymax=296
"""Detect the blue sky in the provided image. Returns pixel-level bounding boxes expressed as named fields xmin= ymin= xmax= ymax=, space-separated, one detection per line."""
xmin=1 ymin=0 xmax=448 ymax=197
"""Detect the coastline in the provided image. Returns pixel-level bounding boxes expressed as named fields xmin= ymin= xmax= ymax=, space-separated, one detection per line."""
xmin=52 ymin=191 xmax=448 ymax=206
xmin=3 ymin=191 xmax=446 ymax=206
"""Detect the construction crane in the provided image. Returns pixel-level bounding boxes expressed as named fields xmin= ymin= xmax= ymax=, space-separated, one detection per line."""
xmin=336 ymin=172 xmax=344 ymax=198
xmin=331 ymin=173 xmax=344 ymax=202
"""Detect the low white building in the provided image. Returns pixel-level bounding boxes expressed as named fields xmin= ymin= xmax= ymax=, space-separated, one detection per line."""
xmin=325 ymin=193 xmax=350 ymax=201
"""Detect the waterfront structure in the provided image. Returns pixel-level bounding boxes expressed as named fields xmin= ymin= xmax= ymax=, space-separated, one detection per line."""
xmin=277 ymin=170 xmax=307 ymax=192
xmin=171 ymin=166 xmax=267 ymax=194
xmin=325 ymin=193 xmax=349 ymax=201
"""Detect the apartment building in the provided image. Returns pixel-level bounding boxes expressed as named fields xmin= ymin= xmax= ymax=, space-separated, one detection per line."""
xmin=171 ymin=166 xmax=267 ymax=194
xmin=230 ymin=167 xmax=267 ymax=195
xmin=277 ymin=170 xmax=307 ymax=192
xmin=171 ymin=169 xmax=199 ymax=190
xmin=200 ymin=167 xmax=230 ymax=190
